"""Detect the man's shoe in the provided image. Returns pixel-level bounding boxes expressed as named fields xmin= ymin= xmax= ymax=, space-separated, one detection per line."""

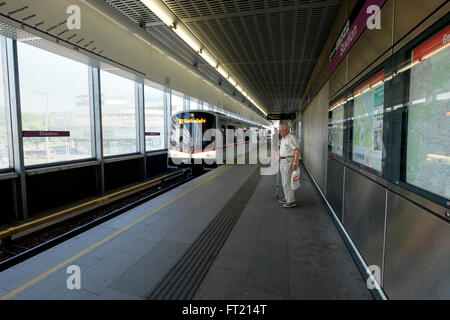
xmin=278 ymin=199 xmax=288 ymax=204
xmin=283 ymin=202 xmax=297 ymax=209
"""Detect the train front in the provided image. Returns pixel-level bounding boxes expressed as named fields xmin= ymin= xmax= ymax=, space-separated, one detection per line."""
xmin=168 ymin=111 xmax=218 ymax=166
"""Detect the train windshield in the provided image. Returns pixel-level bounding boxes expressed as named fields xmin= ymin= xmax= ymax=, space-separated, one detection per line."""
xmin=170 ymin=112 xmax=216 ymax=153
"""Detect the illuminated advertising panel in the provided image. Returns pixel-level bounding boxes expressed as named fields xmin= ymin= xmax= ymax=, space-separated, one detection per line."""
xmin=352 ymin=71 xmax=385 ymax=172
xmin=329 ymin=98 xmax=345 ymax=157
xmin=406 ymin=26 xmax=450 ymax=200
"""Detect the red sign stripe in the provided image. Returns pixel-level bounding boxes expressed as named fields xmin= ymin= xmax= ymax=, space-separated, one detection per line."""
xmin=413 ymin=26 xmax=450 ymax=63
xmin=354 ymin=70 xmax=385 ymax=94
xmin=23 ymin=131 xmax=71 ymax=138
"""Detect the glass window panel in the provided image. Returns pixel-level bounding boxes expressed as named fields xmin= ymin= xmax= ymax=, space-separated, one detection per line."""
xmin=100 ymin=70 xmax=137 ymax=157
xmin=18 ymin=42 xmax=92 ymax=166
xmin=0 ymin=40 xmax=8 ymax=169
xmin=144 ymin=85 xmax=165 ymax=151
xmin=184 ymin=96 xmax=190 ymax=111
xmin=171 ymin=91 xmax=184 ymax=115
xmin=189 ymin=97 xmax=198 ymax=110
xmin=405 ymin=27 xmax=450 ymax=200
xmin=352 ymin=70 xmax=385 ymax=172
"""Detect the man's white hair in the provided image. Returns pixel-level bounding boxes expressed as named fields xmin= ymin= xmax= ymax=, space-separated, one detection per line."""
xmin=279 ymin=124 xmax=289 ymax=131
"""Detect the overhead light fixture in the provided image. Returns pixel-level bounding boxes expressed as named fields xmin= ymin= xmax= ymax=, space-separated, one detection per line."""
xmin=217 ymin=66 xmax=229 ymax=79
xmin=173 ymin=27 xmax=201 ymax=53
xmin=140 ymin=0 xmax=175 ymax=27
xmin=140 ymin=0 xmax=267 ymax=116
xmin=200 ymin=50 xmax=218 ymax=68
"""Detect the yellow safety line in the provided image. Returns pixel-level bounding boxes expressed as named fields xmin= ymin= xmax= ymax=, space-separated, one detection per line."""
xmin=0 ymin=172 xmax=176 ymax=239
xmin=0 ymin=165 xmax=235 ymax=300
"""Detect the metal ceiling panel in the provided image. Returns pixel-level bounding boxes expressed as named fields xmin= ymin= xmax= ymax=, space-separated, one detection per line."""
xmin=104 ymin=0 xmax=342 ymax=114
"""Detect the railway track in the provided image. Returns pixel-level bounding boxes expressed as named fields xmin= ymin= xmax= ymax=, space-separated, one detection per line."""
xmin=0 ymin=167 xmax=205 ymax=271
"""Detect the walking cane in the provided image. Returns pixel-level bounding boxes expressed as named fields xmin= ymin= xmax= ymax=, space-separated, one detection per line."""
xmin=276 ymin=159 xmax=280 ymax=200
xmin=275 ymin=136 xmax=281 ymax=200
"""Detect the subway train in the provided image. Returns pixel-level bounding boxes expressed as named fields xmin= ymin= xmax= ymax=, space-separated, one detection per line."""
xmin=168 ymin=110 xmax=267 ymax=167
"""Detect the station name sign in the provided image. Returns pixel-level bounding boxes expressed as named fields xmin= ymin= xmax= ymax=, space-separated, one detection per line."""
xmin=329 ymin=0 xmax=386 ymax=75
xmin=267 ymin=113 xmax=296 ymax=121
xmin=22 ymin=131 xmax=70 ymax=137
xmin=145 ymin=132 xmax=161 ymax=136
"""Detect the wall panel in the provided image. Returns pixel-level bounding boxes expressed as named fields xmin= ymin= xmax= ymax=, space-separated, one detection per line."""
xmin=326 ymin=156 xmax=344 ymax=221
xmin=343 ymin=168 xmax=386 ymax=275
xmin=302 ymin=82 xmax=329 ymax=192
xmin=394 ymin=0 xmax=446 ymax=43
xmin=384 ymin=192 xmax=450 ymax=299
xmin=329 ymin=57 xmax=347 ymax=98
xmin=393 ymin=1 xmax=450 ymax=54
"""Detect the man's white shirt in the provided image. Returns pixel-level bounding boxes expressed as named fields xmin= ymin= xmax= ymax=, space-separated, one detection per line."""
xmin=280 ymin=133 xmax=299 ymax=157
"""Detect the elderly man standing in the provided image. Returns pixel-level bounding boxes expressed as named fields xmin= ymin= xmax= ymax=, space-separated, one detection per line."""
xmin=278 ymin=124 xmax=300 ymax=208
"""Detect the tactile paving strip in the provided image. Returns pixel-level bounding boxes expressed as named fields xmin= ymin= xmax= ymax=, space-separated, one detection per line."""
xmin=146 ymin=166 xmax=261 ymax=300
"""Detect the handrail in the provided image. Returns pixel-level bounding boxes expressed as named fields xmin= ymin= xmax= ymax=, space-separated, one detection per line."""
xmin=0 ymin=171 xmax=179 ymax=240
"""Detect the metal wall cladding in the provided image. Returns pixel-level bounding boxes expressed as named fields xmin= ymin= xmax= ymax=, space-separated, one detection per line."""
xmin=394 ymin=0 xmax=446 ymax=44
xmin=329 ymin=57 xmax=347 ymax=98
xmin=343 ymin=168 xmax=386 ymax=276
xmin=393 ymin=1 xmax=450 ymax=54
xmin=326 ymin=156 xmax=344 ymax=221
xmin=302 ymin=82 xmax=329 ymax=192
xmin=384 ymin=192 xmax=450 ymax=300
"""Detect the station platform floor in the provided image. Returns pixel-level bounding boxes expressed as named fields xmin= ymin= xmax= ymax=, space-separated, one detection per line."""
xmin=0 ymin=163 xmax=372 ymax=300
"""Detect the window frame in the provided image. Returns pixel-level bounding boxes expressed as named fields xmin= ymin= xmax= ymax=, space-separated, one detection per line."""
xmin=0 ymin=36 xmax=13 ymax=172
xmin=99 ymin=69 xmax=139 ymax=158
xmin=388 ymin=20 xmax=450 ymax=207
xmin=171 ymin=90 xmax=184 ymax=115
xmin=328 ymin=16 xmax=450 ymax=209
xmin=143 ymin=83 xmax=166 ymax=152
xmin=345 ymin=63 xmax=390 ymax=178
xmin=328 ymin=97 xmax=346 ymax=160
xmin=16 ymin=41 xmax=95 ymax=168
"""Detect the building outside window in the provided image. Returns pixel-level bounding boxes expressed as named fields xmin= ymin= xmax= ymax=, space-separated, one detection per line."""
xmin=17 ymin=42 xmax=92 ymax=166
xmin=100 ymin=70 xmax=137 ymax=157
xmin=144 ymin=85 xmax=165 ymax=151
xmin=189 ymin=97 xmax=199 ymax=110
xmin=171 ymin=90 xmax=184 ymax=115
xmin=0 ymin=40 xmax=8 ymax=169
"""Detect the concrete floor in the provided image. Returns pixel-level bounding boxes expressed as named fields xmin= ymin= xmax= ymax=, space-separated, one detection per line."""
xmin=194 ymin=164 xmax=373 ymax=300
xmin=0 ymin=165 xmax=255 ymax=300
xmin=0 ymin=162 xmax=372 ymax=300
